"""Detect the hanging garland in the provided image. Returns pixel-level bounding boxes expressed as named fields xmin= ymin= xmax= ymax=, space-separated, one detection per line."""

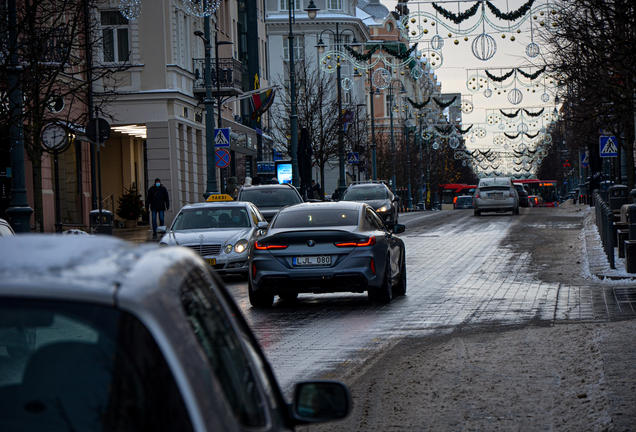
xmin=485 ymin=69 xmax=515 ymax=82
xmin=407 ymin=97 xmax=431 ymax=109
xmin=433 ymin=96 xmax=457 ymax=109
xmin=500 ymin=109 xmax=521 ymax=118
xmin=505 ymin=132 xmax=520 ymax=139
xmin=344 ymin=44 xmax=379 ymax=62
xmin=485 ymin=0 xmax=535 ymax=21
xmin=517 ymin=67 xmax=545 ymax=80
xmin=434 ymin=125 xmax=454 ymax=135
xmin=523 ymin=107 xmax=545 ymax=117
xmin=525 ymin=131 xmax=540 ymax=138
xmin=458 ymin=124 xmax=473 ymax=135
xmin=431 ymin=2 xmax=480 ymax=25
xmin=382 ymin=43 xmax=418 ymax=61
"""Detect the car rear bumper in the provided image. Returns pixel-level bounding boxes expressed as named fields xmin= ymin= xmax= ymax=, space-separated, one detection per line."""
xmin=250 ymin=252 xmax=381 ymax=293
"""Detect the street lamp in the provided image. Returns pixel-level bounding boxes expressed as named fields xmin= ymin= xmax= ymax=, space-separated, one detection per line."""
xmin=316 ymin=22 xmax=360 ymax=197
xmin=378 ymin=80 xmax=406 ymax=195
xmin=194 ymin=17 xmax=218 ymax=199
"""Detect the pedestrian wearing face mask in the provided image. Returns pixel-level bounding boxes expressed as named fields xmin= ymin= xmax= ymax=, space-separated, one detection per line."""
xmin=146 ymin=178 xmax=170 ymax=238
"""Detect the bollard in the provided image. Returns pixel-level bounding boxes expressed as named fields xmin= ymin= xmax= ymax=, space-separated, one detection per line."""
xmin=625 ymin=240 xmax=636 ymax=273
xmin=629 ymin=205 xmax=636 ymax=240
xmin=618 ymin=230 xmax=629 ymax=258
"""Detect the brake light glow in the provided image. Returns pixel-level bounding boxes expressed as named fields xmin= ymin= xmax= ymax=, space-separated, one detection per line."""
xmin=334 ymin=236 xmax=377 ymax=247
xmin=254 ymin=241 xmax=288 ymax=250
xmin=474 ymin=192 xmax=480 ymax=199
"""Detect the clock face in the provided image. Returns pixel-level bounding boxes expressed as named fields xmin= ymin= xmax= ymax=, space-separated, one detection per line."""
xmin=41 ymin=123 xmax=68 ymax=151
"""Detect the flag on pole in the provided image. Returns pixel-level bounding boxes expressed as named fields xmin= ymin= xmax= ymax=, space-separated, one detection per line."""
xmin=250 ymin=89 xmax=276 ymax=120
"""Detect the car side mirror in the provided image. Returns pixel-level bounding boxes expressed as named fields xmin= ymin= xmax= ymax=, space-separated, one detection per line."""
xmin=292 ymin=381 xmax=351 ymax=424
xmin=393 ymin=197 xmax=400 ymax=202
xmin=157 ymin=226 xmax=167 ymax=234
xmin=393 ymin=224 xmax=405 ymax=234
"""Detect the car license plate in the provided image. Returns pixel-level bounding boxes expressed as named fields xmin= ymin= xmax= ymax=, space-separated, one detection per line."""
xmin=489 ymin=192 xmax=503 ymax=199
xmin=206 ymin=258 xmax=216 ymax=265
xmin=293 ymin=256 xmax=331 ymax=266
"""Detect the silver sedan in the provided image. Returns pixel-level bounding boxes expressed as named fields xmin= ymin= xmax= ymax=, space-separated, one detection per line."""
xmin=159 ymin=201 xmax=268 ymax=276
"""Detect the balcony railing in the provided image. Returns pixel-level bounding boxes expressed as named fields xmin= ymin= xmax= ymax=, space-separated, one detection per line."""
xmin=193 ymin=57 xmax=244 ymax=94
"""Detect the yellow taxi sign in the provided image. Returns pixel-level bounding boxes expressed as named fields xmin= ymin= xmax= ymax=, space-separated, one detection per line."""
xmin=205 ymin=194 xmax=234 ymax=202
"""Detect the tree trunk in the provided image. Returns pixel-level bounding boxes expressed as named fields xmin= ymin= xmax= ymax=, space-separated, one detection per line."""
xmin=30 ymin=151 xmax=44 ymax=232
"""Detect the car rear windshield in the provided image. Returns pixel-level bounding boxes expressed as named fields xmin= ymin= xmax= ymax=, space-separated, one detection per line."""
xmin=172 ymin=207 xmax=250 ymax=230
xmin=240 ymin=188 xmax=302 ymax=208
xmin=343 ymin=187 xmax=388 ymax=201
xmin=272 ymin=209 xmax=359 ymax=228
xmin=457 ymin=197 xmax=472 ymax=204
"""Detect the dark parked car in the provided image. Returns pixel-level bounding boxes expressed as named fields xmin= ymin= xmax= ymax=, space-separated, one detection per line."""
xmin=237 ymin=183 xmax=304 ymax=221
xmin=0 ymin=235 xmax=351 ymax=431
xmin=248 ymin=201 xmax=407 ymax=307
xmin=341 ymin=182 xmax=399 ymax=227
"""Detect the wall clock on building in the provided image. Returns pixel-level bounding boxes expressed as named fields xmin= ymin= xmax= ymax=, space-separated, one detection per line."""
xmin=41 ymin=121 xmax=69 ymax=152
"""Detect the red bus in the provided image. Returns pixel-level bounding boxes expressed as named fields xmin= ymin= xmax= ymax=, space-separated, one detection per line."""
xmin=438 ymin=183 xmax=477 ymax=207
xmin=513 ymin=179 xmax=558 ymax=207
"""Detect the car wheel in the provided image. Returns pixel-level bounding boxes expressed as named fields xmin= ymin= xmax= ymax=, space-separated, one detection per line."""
xmin=474 ymin=209 xmax=481 ymax=216
xmin=514 ymin=207 xmax=520 ymax=215
xmin=395 ymin=251 xmax=407 ymax=296
xmin=279 ymin=292 xmax=298 ymax=301
xmin=6 ymin=328 xmax=36 ymax=358
xmin=371 ymin=256 xmax=393 ymax=304
xmin=248 ymin=280 xmax=274 ymax=308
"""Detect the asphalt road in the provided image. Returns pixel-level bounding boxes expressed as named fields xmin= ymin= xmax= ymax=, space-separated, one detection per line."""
xmin=223 ymin=206 xmax=636 ymax=399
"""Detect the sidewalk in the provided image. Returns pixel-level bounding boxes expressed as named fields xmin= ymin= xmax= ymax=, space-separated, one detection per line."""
xmin=112 ymin=224 xmax=160 ymax=244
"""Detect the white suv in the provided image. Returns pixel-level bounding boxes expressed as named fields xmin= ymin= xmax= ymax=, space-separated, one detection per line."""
xmin=473 ymin=177 xmax=519 ymax=216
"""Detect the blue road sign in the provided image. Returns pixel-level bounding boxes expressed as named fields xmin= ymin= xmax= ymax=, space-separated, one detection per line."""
xmin=215 ymin=149 xmax=231 ymax=168
xmin=214 ymin=128 xmax=231 ymax=148
xmin=347 ymin=152 xmax=359 ymax=164
xmin=599 ymin=136 xmax=618 ymax=157
xmin=581 ymin=153 xmax=589 ymax=168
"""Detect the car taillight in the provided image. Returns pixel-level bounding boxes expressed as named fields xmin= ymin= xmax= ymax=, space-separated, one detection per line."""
xmin=252 ymin=262 xmax=256 ymax=277
xmin=370 ymin=258 xmax=376 ymax=275
xmin=254 ymin=241 xmax=288 ymax=250
xmin=334 ymin=236 xmax=377 ymax=247
xmin=474 ymin=193 xmax=480 ymax=199
xmin=509 ymin=189 xmax=516 ymax=198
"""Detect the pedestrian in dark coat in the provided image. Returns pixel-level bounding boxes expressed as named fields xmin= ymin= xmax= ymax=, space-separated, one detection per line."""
xmin=146 ymin=178 xmax=170 ymax=237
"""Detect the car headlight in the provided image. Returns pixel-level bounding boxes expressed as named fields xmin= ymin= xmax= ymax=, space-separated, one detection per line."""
xmin=224 ymin=244 xmax=233 ymax=254
xmin=234 ymin=239 xmax=248 ymax=254
xmin=377 ymin=206 xmax=388 ymax=212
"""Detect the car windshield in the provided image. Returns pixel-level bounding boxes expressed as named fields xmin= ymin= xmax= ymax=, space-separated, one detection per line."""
xmin=0 ymin=300 xmax=193 ymax=431
xmin=240 ymin=188 xmax=302 ymax=208
xmin=343 ymin=187 xmax=388 ymax=201
xmin=457 ymin=197 xmax=472 ymax=204
xmin=172 ymin=207 xmax=250 ymax=230
xmin=273 ymin=208 xmax=359 ymax=228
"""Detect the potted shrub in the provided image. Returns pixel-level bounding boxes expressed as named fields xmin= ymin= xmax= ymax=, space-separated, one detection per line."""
xmin=116 ymin=187 xmax=144 ymax=228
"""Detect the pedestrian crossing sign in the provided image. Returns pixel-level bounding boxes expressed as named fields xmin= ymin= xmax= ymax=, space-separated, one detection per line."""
xmin=214 ymin=128 xmax=231 ymax=148
xmin=599 ymin=135 xmax=617 ymax=157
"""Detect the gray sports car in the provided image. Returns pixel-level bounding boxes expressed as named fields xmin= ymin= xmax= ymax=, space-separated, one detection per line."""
xmin=248 ymin=201 xmax=407 ymax=307
xmin=159 ymin=201 xmax=268 ymax=276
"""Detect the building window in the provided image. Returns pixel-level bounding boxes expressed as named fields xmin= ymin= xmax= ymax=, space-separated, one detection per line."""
xmin=385 ymin=94 xmax=393 ymax=116
xmin=101 ymin=11 xmax=129 ymax=63
xmin=283 ymin=35 xmax=304 ymax=61
xmin=280 ymin=0 xmax=301 ymax=11
xmin=328 ymin=0 xmax=342 ymax=10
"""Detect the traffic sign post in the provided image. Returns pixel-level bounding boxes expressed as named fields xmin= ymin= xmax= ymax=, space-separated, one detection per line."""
xmin=214 ymin=128 xmax=231 ymax=148
xmin=600 ymin=136 xmax=618 ymax=157
xmin=215 ymin=148 xmax=231 ymax=168
xmin=347 ymin=152 xmax=359 ymax=164
xmin=581 ymin=153 xmax=589 ymax=168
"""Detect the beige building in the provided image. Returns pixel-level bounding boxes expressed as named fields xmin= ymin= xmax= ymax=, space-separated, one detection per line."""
xmin=97 ymin=0 xmax=268 ymax=226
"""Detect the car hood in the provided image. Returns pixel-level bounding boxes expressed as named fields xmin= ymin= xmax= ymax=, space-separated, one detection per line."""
xmin=163 ymin=227 xmax=253 ymax=246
